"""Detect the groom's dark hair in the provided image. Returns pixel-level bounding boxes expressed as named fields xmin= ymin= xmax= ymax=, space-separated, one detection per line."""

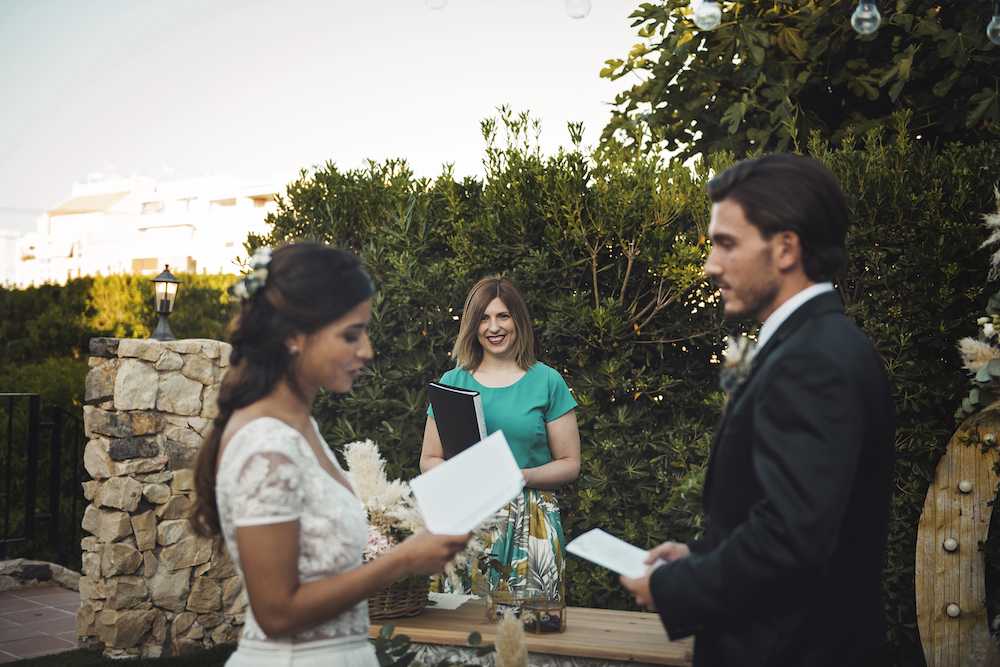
xmin=707 ymin=154 xmax=850 ymax=283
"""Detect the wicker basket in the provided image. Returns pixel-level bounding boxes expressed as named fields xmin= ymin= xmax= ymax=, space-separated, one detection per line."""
xmin=368 ymin=578 xmax=431 ymax=620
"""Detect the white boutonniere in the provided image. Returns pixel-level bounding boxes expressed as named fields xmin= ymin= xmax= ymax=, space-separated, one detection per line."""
xmin=720 ymin=335 xmax=758 ymax=393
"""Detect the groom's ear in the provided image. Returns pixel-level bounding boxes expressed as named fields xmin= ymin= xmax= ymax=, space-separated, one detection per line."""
xmin=772 ymin=230 xmax=803 ymax=273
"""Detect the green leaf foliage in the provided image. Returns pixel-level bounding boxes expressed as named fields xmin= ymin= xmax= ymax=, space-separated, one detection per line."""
xmin=602 ymin=0 xmax=1000 ymax=159
xmin=264 ymin=113 xmax=998 ymax=665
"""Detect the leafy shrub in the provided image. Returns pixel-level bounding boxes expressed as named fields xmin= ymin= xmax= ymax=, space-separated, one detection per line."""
xmin=262 ymin=111 xmax=1000 ymax=665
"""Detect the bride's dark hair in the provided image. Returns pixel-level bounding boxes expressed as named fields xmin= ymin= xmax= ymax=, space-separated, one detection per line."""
xmin=190 ymin=242 xmax=374 ymax=537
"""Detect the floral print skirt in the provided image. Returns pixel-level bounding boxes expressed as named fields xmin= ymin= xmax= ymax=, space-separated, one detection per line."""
xmin=439 ymin=489 xmax=565 ymax=602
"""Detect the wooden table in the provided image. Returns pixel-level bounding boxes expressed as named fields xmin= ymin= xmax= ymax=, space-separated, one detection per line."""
xmin=369 ymin=599 xmax=693 ymax=666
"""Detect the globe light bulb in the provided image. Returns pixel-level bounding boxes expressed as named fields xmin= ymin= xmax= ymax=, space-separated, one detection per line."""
xmin=566 ymin=0 xmax=591 ymax=19
xmin=988 ymin=14 xmax=1000 ymax=46
xmin=425 ymin=0 xmax=447 ymax=8
xmin=851 ymin=1 xmax=881 ymax=35
xmin=692 ymin=0 xmax=722 ymax=30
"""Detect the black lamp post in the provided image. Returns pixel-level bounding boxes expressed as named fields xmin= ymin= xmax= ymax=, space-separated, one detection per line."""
xmin=150 ymin=265 xmax=180 ymax=341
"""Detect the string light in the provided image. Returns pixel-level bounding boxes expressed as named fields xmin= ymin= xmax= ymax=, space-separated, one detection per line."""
xmin=692 ymin=0 xmax=723 ymax=30
xmin=988 ymin=0 xmax=1000 ymax=45
xmin=566 ymin=0 xmax=591 ymax=19
xmin=851 ymin=0 xmax=881 ymax=35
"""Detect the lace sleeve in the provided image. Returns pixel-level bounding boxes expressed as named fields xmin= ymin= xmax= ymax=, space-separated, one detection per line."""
xmin=230 ymin=450 xmax=305 ymax=527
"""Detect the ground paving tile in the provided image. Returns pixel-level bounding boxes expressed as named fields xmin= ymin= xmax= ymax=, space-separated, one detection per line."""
xmin=0 ymin=587 xmax=79 ymax=660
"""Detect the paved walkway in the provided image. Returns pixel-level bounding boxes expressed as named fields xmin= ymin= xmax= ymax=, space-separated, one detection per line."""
xmin=0 ymin=587 xmax=79 ymax=662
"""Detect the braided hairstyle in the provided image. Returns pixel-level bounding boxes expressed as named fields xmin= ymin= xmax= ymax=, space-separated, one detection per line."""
xmin=190 ymin=242 xmax=374 ymax=537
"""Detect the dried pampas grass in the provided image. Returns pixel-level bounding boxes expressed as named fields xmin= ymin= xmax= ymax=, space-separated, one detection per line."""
xmin=495 ymin=613 xmax=527 ymax=667
xmin=981 ymin=186 xmax=1000 ymax=282
xmin=958 ymin=338 xmax=1000 ymax=375
xmin=342 ymin=440 xmax=411 ymax=512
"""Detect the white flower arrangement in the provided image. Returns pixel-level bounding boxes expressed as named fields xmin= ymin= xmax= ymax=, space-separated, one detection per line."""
xmin=341 ymin=439 xmax=494 ymax=587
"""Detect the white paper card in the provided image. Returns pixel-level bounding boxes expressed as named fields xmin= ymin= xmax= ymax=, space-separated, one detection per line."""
xmin=566 ymin=528 xmax=652 ymax=579
xmin=410 ymin=430 xmax=525 ymax=535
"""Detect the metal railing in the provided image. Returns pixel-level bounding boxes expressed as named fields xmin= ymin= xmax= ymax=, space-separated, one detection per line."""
xmin=1 ymin=393 xmax=88 ymax=567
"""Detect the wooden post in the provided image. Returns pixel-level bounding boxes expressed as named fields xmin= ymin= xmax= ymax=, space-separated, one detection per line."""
xmin=916 ymin=418 xmax=1000 ymax=666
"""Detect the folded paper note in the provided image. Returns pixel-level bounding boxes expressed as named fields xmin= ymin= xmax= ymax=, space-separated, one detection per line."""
xmin=566 ymin=528 xmax=655 ymax=579
xmin=410 ymin=430 xmax=525 ymax=535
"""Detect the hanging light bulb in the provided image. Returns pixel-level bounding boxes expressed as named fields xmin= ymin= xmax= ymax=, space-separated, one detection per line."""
xmin=566 ymin=0 xmax=591 ymax=19
xmin=425 ymin=0 xmax=447 ymax=8
xmin=988 ymin=2 xmax=1000 ymax=46
xmin=851 ymin=1 xmax=881 ymax=35
xmin=692 ymin=0 xmax=723 ymax=30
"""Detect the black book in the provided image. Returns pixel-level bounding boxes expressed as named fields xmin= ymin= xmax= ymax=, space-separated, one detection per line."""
xmin=427 ymin=382 xmax=488 ymax=459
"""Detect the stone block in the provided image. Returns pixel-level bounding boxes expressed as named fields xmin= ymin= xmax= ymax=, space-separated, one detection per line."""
xmin=220 ymin=576 xmax=247 ymax=615
xmin=95 ymin=609 xmax=154 ymax=648
xmin=188 ymin=417 xmax=211 ymax=435
xmin=109 ymin=436 xmax=159 ymax=460
xmin=89 ymin=337 xmax=119 ymax=358
xmin=142 ymin=645 xmax=163 ymax=659
xmin=155 ymin=350 xmax=183 ymax=371
xmin=95 ymin=476 xmax=142 ymax=512
xmin=77 ymin=600 xmax=97 ymax=636
xmin=83 ymin=507 xmax=132 ymax=543
xmin=158 ymin=519 xmax=193 ymax=546
xmin=164 ymin=440 xmax=196 ymax=470
xmin=82 ymin=551 xmax=101 ymax=579
xmin=157 ymin=373 xmax=203 ymax=416
xmin=219 ymin=344 xmax=231 ymax=367
xmin=131 ymin=411 xmax=163 ymax=435
xmin=185 ymin=623 xmax=205 ymax=639
xmin=114 ymin=360 xmax=159 ymax=411
xmin=143 ymin=551 xmax=158 ymax=577
xmin=164 ymin=423 xmax=201 ymax=448
xmin=81 ymin=536 xmax=100 ymax=552
xmin=211 ymin=622 xmax=236 ymax=646
xmin=152 ymin=610 xmax=167 ymax=643
xmin=143 ymin=483 xmax=171 ymax=505
xmin=156 ymin=495 xmax=194 ymax=520
xmin=83 ymin=438 xmax=115 ymax=479
xmin=139 ymin=471 xmax=174 ymax=485
xmin=202 ymin=384 xmax=221 ymax=419
xmin=165 ymin=340 xmax=203 ymax=355
xmin=198 ymin=612 xmax=222 ymax=629
xmin=115 ymin=455 xmax=168 ymax=476
xmin=172 ymin=611 xmax=197 ymax=636
xmin=199 ymin=340 xmax=221 ymax=359
xmin=160 ymin=536 xmax=213 ymax=570
xmin=86 ymin=406 xmax=130 ymax=438
xmin=171 ymin=469 xmax=195 ymax=493
xmin=205 ymin=543 xmax=237 ymax=580
xmin=181 ymin=355 xmax=219 ymax=385
xmin=105 ymin=575 xmax=149 ymax=610
xmin=131 ymin=510 xmax=157 ymax=551
xmin=82 ymin=480 xmax=101 ymax=501
xmin=85 ymin=362 xmax=118 ymax=404
xmin=101 ymin=543 xmax=142 ymax=577
xmin=118 ymin=338 xmax=163 ymax=362
xmin=150 ymin=568 xmax=191 ymax=613
xmin=173 ymin=638 xmax=204 ymax=655
xmin=79 ymin=576 xmax=107 ymax=600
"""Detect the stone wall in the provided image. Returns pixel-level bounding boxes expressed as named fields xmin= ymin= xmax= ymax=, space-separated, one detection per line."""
xmin=78 ymin=337 xmax=246 ymax=658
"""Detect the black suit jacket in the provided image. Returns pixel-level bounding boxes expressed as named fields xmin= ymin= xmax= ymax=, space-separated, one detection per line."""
xmin=650 ymin=292 xmax=895 ymax=667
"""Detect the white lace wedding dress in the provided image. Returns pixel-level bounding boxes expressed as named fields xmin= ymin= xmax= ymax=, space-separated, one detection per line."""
xmin=216 ymin=417 xmax=377 ymax=666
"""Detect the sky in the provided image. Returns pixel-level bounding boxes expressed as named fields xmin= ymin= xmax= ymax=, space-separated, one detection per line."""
xmin=0 ymin=0 xmax=647 ymax=236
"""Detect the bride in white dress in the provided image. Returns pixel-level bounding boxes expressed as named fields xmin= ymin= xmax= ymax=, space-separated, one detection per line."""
xmin=190 ymin=243 xmax=469 ymax=667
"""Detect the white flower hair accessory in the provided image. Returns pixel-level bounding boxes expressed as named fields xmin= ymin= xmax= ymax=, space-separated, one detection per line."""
xmin=228 ymin=246 xmax=272 ymax=301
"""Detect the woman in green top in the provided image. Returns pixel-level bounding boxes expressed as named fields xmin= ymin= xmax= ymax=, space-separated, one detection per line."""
xmin=420 ymin=276 xmax=581 ymax=601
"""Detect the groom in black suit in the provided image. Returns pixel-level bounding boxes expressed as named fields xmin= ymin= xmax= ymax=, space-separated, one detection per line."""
xmin=621 ymin=154 xmax=895 ymax=667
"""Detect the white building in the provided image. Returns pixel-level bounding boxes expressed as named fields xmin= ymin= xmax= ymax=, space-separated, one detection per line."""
xmin=0 ymin=229 xmax=18 ymax=286
xmin=14 ymin=174 xmax=281 ymax=287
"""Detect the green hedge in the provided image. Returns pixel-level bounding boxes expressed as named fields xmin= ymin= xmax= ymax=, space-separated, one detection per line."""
xmin=258 ymin=112 xmax=999 ymax=666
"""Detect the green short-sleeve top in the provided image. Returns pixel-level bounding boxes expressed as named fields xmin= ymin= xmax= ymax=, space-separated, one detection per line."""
xmin=427 ymin=363 xmax=578 ymax=470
